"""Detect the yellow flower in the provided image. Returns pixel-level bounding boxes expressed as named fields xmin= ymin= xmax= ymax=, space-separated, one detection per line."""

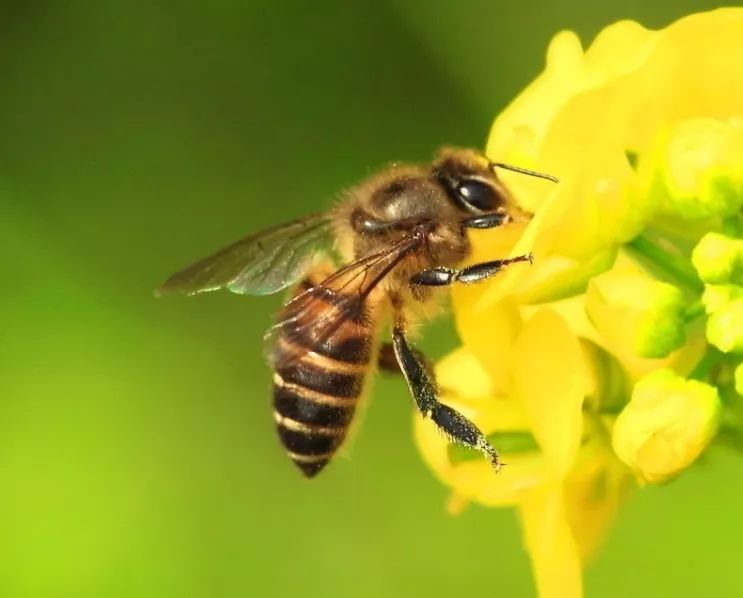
xmin=414 ymin=8 xmax=743 ymax=598
xmin=415 ymin=345 xmax=632 ymax=598
xmin=612 ymin=369 xmax=721 ymax=483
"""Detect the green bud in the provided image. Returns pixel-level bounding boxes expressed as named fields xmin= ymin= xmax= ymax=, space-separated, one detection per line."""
xmin=706 ymin=298 xmax=743 ymax=353
xmin=692 ymin=232 xmax=743 ymax=285
xmin=701 ymin=284 xmax=743 ymax=314
xmin=586 ymin=272 xmax=686 ymax=359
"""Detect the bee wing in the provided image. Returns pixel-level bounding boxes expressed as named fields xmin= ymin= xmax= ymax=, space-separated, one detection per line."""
xmin=156 ymin=213 xmax=334 ymax=297
xmin=266 ymin=232 xmax=424 ymax=367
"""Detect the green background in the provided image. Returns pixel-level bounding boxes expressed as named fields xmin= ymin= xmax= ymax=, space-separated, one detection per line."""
xmin=2 ymin=2 xmax=741 ymax=597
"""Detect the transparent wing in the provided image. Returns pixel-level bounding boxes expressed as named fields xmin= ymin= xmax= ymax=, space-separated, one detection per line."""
xmin=156 ymin=213 xmax=334 ymax=297
xmin=266 ymin=232 xmax=424 ymax=368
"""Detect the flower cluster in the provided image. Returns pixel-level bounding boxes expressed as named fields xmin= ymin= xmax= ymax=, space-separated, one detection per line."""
xmin=414 ymin=9 xmax=743 ymax=598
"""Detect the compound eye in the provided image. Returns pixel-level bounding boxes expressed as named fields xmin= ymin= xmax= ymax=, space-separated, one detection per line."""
xmin=457 ymin=179 xmax=497 ymax=212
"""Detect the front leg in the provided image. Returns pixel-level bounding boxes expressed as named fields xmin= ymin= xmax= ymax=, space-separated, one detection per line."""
xmin=391 ymin=323 xmax=502 ymax=472
xmin=461 ymin=210 xmax=532 ymax=230
xmin=461 ymin=212 xmax=511 ymax=230
xmin=410 ymin=253 xmax=533 ymax=287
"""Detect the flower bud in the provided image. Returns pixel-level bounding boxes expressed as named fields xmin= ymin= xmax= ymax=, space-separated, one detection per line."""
xmin=706 ymin=298 xmax=743 ymax=353
xmin=612 ymin=369 xmax=720 ymax=483
xmin=586 ymin=272 xmax=686 ymax=358
xmin=692 ymin=232 xmax=743 ymax=285
xmin=644 ymin=118 xmax=743 ymax=220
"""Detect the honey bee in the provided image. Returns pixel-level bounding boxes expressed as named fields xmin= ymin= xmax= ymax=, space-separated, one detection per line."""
xmin=157 ymin=148 xmax=557 ymax=478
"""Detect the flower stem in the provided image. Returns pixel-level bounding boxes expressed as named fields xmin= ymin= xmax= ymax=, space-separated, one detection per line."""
xmin=626 ymin=233 xmax=704 ymax=293
xmin=683 ymin=299 xmax=705 ymax=322
xmin=688 ymin=347 xmax=724 ymax=383
xmin=722 ymin=213 xmax=743 ymax=238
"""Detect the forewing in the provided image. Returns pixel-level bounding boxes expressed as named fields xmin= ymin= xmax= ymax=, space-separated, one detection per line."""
xmin=266 ymin=233 xmax=424 ymax=368
xmin=156 ymin=213 xmax=334 ymax=297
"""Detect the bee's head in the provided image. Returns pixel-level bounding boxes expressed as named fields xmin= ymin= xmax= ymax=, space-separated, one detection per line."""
xmin=431 ymin=147 xmax=557 ymax=215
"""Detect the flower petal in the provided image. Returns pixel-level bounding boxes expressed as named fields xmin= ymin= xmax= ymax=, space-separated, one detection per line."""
xmin=452 ymin=296 xmax=523 ymax=394
xmin=519 ymin=483 xmax=583 ymax=598
xmin=563 ymin=440 xmax=633 ymax=562
xmin=512 ymin=308 xmax=591 ymax=477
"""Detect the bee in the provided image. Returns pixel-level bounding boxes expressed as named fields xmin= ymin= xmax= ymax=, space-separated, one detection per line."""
xmin=157 ymin=148 xmax=557 ymax=478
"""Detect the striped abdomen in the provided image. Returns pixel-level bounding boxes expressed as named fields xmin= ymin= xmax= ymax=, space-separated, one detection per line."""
xmin=270 ymin=277 xmax=375 ymax=478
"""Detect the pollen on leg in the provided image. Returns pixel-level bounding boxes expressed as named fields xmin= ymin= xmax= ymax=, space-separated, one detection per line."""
xmin=477 ymin=438 xmax=503 ymax=473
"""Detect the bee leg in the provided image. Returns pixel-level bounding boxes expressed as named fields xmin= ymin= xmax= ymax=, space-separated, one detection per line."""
xmin=377 ymin=342 xmax=431 ymax=376
xmin=410 ymin=253 xmax=533 ymax=287
xmin=391 ymin=323 xmax=502 ymax=472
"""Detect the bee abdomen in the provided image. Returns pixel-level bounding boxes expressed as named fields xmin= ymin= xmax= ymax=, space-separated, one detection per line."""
xmin=272 ymin=363 xmax=368 ymax=477
xmin=272 ymin=378 xmax=351 ymax=477
xmin=272 ymin=288 xmax=374 ymax=478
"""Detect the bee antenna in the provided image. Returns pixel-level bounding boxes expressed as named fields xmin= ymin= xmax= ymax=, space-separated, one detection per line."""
xmin=488 ymin=161 xmax=559 ymax=184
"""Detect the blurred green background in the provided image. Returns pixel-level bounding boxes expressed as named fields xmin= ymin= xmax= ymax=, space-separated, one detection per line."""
xmin=2 ymin=2 xmax=741 ymax=597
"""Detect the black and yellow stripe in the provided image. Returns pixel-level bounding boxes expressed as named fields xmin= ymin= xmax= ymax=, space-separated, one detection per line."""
xmin=271 ymin=275 xmax=374 ymax=478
